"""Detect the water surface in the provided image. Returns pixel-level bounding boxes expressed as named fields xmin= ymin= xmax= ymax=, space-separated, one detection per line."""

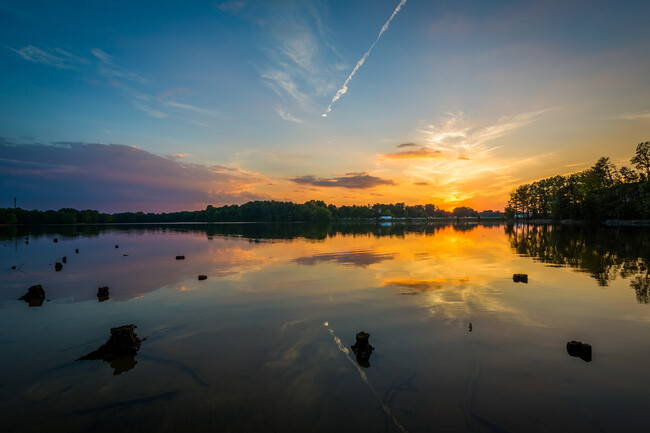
xmin=1 ymin=222 xmax=649 ymax=432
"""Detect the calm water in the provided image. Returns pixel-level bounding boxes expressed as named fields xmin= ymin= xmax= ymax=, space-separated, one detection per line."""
xmin=1 ymin=222 xmax=649 ymax=433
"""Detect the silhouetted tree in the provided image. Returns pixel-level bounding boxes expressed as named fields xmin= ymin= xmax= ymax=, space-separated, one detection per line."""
xmin=631 ymin=141 xmax=650 ymax=181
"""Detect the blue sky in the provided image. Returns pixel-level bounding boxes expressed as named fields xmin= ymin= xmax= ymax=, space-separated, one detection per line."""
xmin=1 ymin=0 xmax=649 ymax=211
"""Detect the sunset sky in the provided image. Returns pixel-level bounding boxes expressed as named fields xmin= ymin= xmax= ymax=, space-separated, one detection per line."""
xmin=1 ymin=0 xmax=649 ymax=212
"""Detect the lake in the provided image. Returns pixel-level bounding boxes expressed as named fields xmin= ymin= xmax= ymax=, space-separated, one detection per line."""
xmin=1 ymin=222 xmax=649 ymax=433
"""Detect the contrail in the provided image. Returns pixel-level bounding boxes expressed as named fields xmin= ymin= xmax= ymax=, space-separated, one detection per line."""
xmin=324 ymin=322 xmax=408 ymax=433
xmin=322 ymin=0 xmax=407 ymax=118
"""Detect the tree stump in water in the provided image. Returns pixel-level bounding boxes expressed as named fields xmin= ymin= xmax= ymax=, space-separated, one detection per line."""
xmin=351 ymin=331 xmax=374 ymax=368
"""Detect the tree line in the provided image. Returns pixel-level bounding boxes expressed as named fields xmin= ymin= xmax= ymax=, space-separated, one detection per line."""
xmin=505 ymin=141 xmax=650 ymax=220
xmin=0 ymin=200 xmax=502 ymax=225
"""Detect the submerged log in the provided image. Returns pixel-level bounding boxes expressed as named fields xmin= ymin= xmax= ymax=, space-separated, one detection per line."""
xmin=513 ymin=273 xmax=528 ymax=283
xmin=97 ymin=286 xmax=110 ymax=302
xmin=566 ymin=340 xmax=592 ymax=362
xmin=19 ymin=284 xmax=45 ymax=307
xmin=351 ymin=331 xmax=374 ymax=368
xmin=77 ymin=325 xmax=142 ymax=375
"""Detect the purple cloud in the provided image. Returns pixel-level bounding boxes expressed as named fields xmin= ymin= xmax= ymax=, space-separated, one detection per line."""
xmin=290 ymin=173 xmax=394 ymax=189
xmin=0 ymin=140 xmax=265 ymax=212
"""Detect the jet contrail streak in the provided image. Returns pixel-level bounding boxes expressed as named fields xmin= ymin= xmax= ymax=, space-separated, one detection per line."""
xmin=324 ymin=322 xmax=407 ymax=433
xmin=322 ymin=0 xmax=407 ymax=117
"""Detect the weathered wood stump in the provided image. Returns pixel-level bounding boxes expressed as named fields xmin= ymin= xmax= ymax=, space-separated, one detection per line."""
xmin=351 ymin=331 xmax=374 ymax=368
xmin=97 ymin=286 xmax=110 ymax=302
xmin=566 ymin=340 xmax=592 ymax=362
xmin=77 ymin=325 xmax=142 ymax=375
xmin=513 ymin=273 xmax=528 ymax=283
xmin=19 ymin=284 xmax=45 ymax=307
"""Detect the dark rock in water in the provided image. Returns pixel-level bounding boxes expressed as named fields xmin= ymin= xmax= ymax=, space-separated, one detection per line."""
xmin=123 ymin=254 xmax=128 ymax=257
xmin=513 ymin=273 xmax=528 ymax=283
xmin=11 ymin=265 xmax=16 ymax=270
xmin=566 ymin=340 xmax=592 ymax=362
xmin=198 ymin=275 xmax=207 ymax=281
xmin=97 ymin=286 xmax=110 ymax=302
xmin=19 ymin=285 xmax=45 ymax=307
xmin=77 ymin=325 xmax=142 ymax=375
xmin=55 ymin=262 xmax=63 ymax=272
xmin=62 ymin=256 xmax=67 ymax=264
xmin=53 ymin=238 xmax=58 ymax=243
xmin=75 ymin=249 xmax=79 ymax=254
xmin=115 ymin=245 xmax=119 ymax=248
xmin=176 ymin=255 xmax=185 ymax=260
xmin=351 ymin=331 xmax=374 ymax=368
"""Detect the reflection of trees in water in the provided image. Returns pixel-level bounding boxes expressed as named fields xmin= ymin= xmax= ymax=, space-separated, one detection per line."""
xmin=505 ymin=223 xmax=650 ymax=303
xmin=1 ymin=220 xmax=490 ymax=242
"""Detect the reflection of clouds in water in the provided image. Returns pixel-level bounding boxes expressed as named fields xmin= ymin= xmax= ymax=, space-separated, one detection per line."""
xmin=293 ymin=250 xmax=395 ymax=268
xmin=206 ymin=246 xmax=275 ymax=278
xmin=324 ymin=323 xmax=407 ymax=433
xmin=383 ymin=277 xmax=470 ymax=295
xmin=280 ymin=319 xmax=304 ymax=333
xmin=423 ymin=284 xmax=543 ymax=327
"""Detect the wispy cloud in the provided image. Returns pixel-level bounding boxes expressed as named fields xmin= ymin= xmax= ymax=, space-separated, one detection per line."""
xmin=162 ymin=100 xmax=219 ymax=116
xmin=612 ymin=110 xmax=650 ymax=121
xmin=10 ymin=45 xmax=84 ymax=69
xmin=214 ymin=1 xmax=244 ymax=14
xmin=91 ymin=48 xmax=149 ymax=84
xmin=91 ymin=49 xmax=217 ymax=120
xmin=275 ymin=106 xmax=303 ymax=123
xmin=260 ymin=3 xmax=345 ymax=117
xmin=132 ymin=101 xmax=168 ymax=118
xmin=291 ymin=172 xmax=394 ymax=189
xmin=261 ymin=68 xmax=311 ymax=107
xmin=159 ymin=87 xmax=191 ymax=100
xmin=381 ymin=145 xmax=442 ymax=160
xmin=378 ymin=109 xmax=553 ymax=207
xmin=322 ymin=0 xmax=407 ymax=117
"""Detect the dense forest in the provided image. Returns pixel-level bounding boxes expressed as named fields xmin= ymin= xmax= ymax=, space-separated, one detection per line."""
xmin=505 ymin=141 xmax=650 ymax=220
xmin=0 ymin=200 xmax=503 ymax=225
